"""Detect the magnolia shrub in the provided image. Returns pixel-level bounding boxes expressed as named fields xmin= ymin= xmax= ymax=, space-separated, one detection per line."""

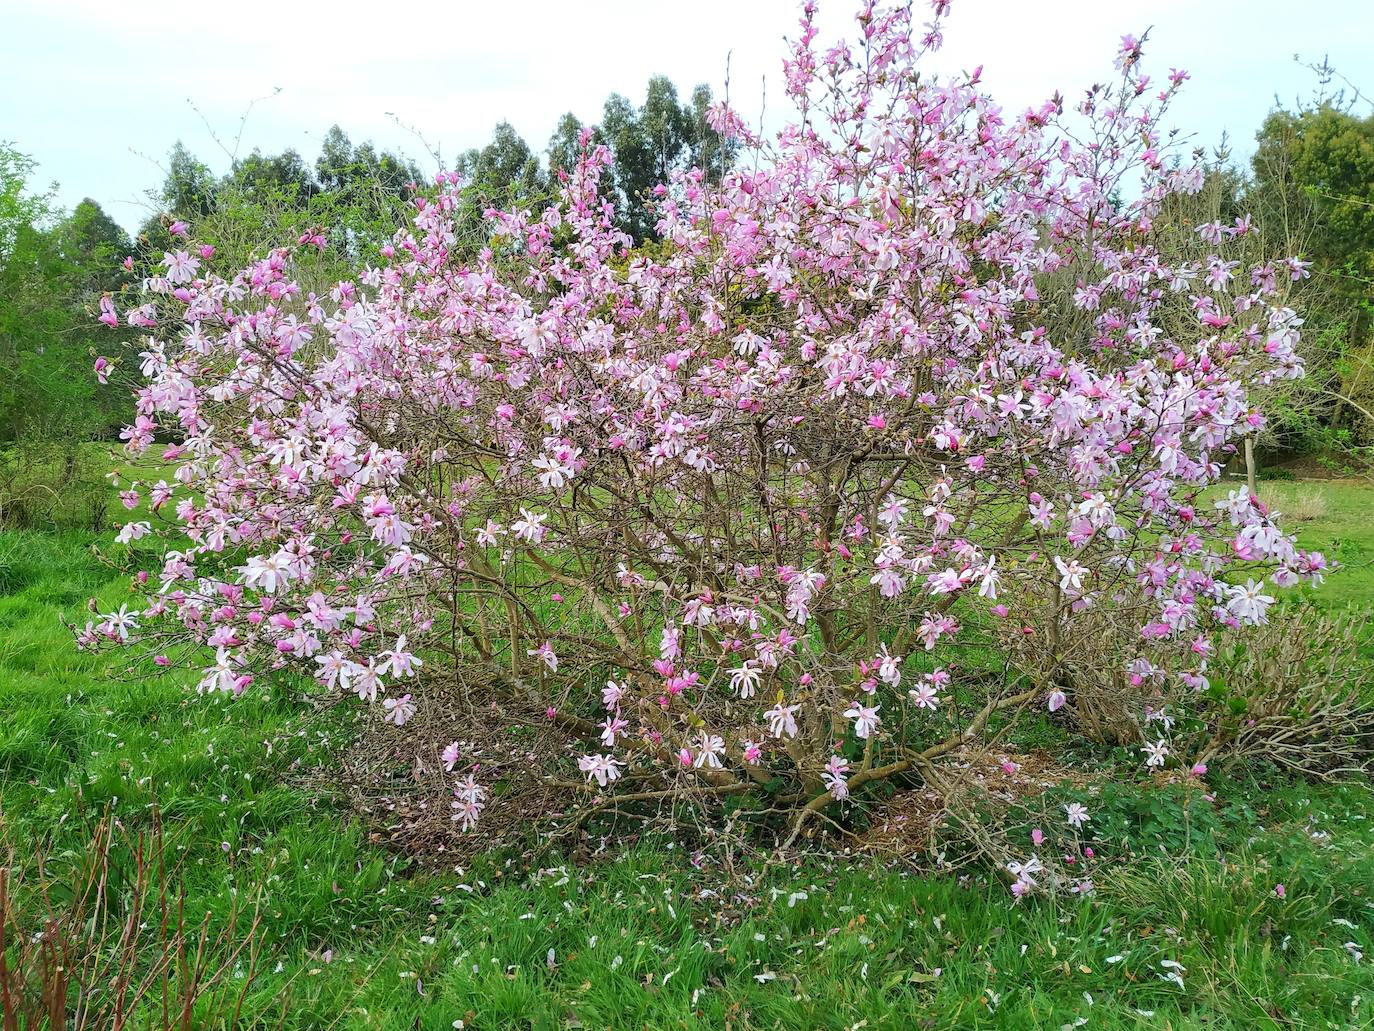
xmin=86 ymin=1 xmax=1326 ymax=845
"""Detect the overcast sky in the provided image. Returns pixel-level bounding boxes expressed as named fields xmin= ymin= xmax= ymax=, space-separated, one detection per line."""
xmin=4 ymin=0 xmax=1371 ymax=234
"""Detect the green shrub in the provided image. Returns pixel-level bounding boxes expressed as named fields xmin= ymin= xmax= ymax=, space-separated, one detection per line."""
xmin=0 ymin=439 xmax=109 ymax=531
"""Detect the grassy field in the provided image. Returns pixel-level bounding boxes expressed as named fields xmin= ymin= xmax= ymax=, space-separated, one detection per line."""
xmin=1242 ymin=478 xmax=1374 ymax=610
xmin=0 ymin=476 xmax=1372 ymax=1027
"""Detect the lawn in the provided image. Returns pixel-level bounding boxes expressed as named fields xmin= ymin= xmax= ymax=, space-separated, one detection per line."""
xmin=0 ymin=476 xmax=1371 ymax=1028
xmin=1243 ymin=477 xmax=1374 ymax=610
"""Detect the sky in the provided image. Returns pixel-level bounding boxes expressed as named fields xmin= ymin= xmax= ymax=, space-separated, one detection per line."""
xmin=3 ymin=0 xmax=1371 ymax=235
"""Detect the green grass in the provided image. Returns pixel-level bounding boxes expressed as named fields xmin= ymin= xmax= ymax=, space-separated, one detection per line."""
xmin=1253 ymin=477 xmax=1374 ymax=609
xmin=0 ymin=479 xmax=1372 ymax=1027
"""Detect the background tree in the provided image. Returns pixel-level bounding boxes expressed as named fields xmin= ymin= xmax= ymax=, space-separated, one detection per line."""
xmin=134 ymin=131 xmax=422 ymax=274
xmin=227 ymin=147 xmax=319 ymax=208
xmin=547 ymin=112 xmax=592 ymax=179
xmin=309 ymin=127 xmax=422 ymax=258
xmin=1248 ymin=102 xmax=1374 ymax=446
xmin=455 ymin=121 xmax=546 ymax=211
xmin=0 ymin=143 xmax=71 ymax=441
xmin=0 ymin=147 xmax=133 ymax=444
xmin=686 ymin=83 xmax=735 ymax=184
xmin=315 ymin=125 xmax=419 ymax=198
xmin=565 ymin=77 xmax=735 ymax=243
xmin=55 ymin=198 xmax=131 ymax=296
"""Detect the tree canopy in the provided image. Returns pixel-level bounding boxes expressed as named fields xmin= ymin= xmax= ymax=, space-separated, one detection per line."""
xmin=0 ymin=145 xmax=138 ymax=442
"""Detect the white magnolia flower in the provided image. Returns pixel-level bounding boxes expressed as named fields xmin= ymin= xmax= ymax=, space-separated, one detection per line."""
xmin=511 ymin=507 xmax=548 ymax=543
xmin=198 ymin=647 xmax=237 ymax=694
xmin=1006 ymin=854 xmax=1044 ymax=886
xmin=876 ymin=644 xmax=902 ymax=686
xmin=578 ymin=753 xmax=623 ymax=787
xmin=1142 ymin=739 xmax=1170 ymax=768
xmin=241 ymin=551 xmax=292 ymax=593
xmin=694 ymin=733 xmax=725 ymax=769
xmin=1054 ymin=555 xmax=1087 ymax=593
xmin=532 ymin=454 xmax=575 ymax=491
xmin=845 ymin=702 xmax=882 ymax=739
xmin=1226 ymin=579 xmax=1274 ymax=625
xmin=729 ymin=664 xmax=761 ymax=698
xmin=765 ymin=702 xmax=800 ymax=739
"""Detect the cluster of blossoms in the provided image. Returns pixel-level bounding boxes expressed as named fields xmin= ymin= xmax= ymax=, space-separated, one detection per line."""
xmin=87 ymin=0 xmax=1324 ymax=840
xmin=1008 ymin=802 xmax=1094 ymax=899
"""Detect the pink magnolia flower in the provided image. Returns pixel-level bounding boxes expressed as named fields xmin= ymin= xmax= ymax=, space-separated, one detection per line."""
xmin=526 ymin=641 xmax=558 ymax=672
xmin=441 ymin=741 xmax=461 ymax=771
xmin=908 ymin=681 xmax=940 ymax=710
xmin=382 ymin=693 xmax=415 ymax=726
xmin=822 ymin=755 xmax=850 ymax=800
xmin=115 ymin=521 xmax=151 ymax=545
